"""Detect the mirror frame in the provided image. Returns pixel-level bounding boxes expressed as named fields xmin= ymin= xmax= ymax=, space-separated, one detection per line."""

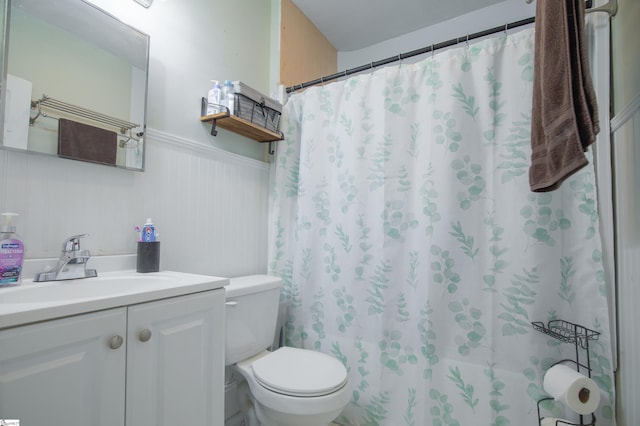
xmin=0 ymin=0 xmax=150 ymax=171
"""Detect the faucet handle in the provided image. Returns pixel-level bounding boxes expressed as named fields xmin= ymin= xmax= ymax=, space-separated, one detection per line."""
xmin=62 ymin=234 xmax=89 ymax=252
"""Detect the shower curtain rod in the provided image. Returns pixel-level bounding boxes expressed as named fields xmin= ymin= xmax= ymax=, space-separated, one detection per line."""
xmin=286 ymin=0 xmax=614 ymax=94
xmin=285 ymin=17 xmax=534 ymax=93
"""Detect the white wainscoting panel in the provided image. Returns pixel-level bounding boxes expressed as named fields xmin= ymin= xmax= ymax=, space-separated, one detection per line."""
xmin=611 ymin=94 xmax=640 ymax=426
xmin=0 ymin=129 xmax=270 ymax=278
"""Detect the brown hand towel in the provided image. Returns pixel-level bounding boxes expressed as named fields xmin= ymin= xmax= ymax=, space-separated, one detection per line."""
xmin=529 ymin=0 xmax=600 ymax=192
xmin=568 ymin=0 xmax=600 ymax=149
xmin=58 ymin=118 xmax=118 ymax=166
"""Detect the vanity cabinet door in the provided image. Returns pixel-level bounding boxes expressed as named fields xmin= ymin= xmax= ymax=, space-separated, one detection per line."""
xmin=0 ymin=308 xmax=127 ymax=426
xmin=125 ymin=289 xmax=225 ymax=426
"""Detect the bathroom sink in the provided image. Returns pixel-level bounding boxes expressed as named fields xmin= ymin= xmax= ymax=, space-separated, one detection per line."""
xmin=1 ymin=273 xmax=176 ymax=303
xmin=0 ymin=270 xmax=228 ymax=329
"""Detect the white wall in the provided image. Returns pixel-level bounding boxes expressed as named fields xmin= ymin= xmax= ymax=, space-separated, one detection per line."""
xmin=338 ymin=0 xmax=534 ymax=71
xmin=611 ymin=1 xmax=640 ymax=424
xmin=611 ymin=95 xmax=640 ymax=426
xmin=0 ymin=0 xmax=277 ymax=278
xmin=87 ymin=0 xmax=275 ymax=161
xmin=0 ymin=130 xmax=270 ymax=278
xmin=611 ymin=0 xmax=640 ymax=114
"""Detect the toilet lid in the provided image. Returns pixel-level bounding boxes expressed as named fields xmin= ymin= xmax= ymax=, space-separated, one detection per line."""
xmin=252 ymin=347 xmax=348 ymax=397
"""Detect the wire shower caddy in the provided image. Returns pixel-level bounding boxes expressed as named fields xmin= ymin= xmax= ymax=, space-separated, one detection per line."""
xmin=532 ymin=320 xmax=601 ymax=426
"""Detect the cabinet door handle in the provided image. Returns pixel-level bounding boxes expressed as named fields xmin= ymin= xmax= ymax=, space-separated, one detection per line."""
xmin=109 ymin=335 xmax=124 ymax=349
xmin=225 ymin=301 xmax=238 ymax=307
xmin=138 ymin=329 xmax=152 ymax=342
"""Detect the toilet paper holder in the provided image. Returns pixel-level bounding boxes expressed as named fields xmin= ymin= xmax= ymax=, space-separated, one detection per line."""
xmin=537 ymin=413 xmax=595 ymax=426
xmin=532 ymin=320 xmax=601 ymax=426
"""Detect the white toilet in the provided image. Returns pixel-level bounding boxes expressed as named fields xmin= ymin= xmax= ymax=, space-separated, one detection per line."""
xmin=225 ymin=275 xmax=351 ymax=426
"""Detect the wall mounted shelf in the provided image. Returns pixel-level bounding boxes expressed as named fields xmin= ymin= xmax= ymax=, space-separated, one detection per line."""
xmin=200 ymin=96 xmax=283 ymax=155
xmin=200 ymin=111 xmax=283 ymax=143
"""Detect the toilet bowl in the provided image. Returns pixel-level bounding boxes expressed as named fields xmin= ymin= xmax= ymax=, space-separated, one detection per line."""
xmin=233 ymin=348 xmax=351 ymax=425
xmin=225 ymin=275 xmax=351 ymax=426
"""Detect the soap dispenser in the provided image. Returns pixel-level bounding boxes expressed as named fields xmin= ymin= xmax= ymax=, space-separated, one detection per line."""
xmin=0 ymin=212 xmax=25 ymax=286
xmin=207 ymin=80 xmax=222 ymax=115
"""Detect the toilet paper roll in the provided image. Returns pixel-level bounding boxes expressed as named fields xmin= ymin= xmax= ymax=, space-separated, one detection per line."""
xmin=543 ymin=364 xmax=600 ymax=415
xmin=541 ymin=418 xmax=573 ymax=426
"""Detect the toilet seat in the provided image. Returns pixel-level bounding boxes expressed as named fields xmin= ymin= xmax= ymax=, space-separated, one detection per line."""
xmin=251 ymin=347 xmax=348 ymax=397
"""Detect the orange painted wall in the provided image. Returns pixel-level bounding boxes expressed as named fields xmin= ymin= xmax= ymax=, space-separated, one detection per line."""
xmin=280 ymin=0 xmax=337 ymax=88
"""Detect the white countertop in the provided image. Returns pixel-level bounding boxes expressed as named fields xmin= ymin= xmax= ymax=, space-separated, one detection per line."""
xmin=0 ymin=270 xmax=228 ymax=329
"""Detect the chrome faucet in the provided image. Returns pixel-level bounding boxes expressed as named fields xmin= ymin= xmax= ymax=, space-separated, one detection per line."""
xmin=34 ymin=234 xmax=98 ymax=282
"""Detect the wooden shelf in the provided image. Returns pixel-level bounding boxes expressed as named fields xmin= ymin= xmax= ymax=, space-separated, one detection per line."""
xmin=200 ymin=112 xmax=283 ymax=143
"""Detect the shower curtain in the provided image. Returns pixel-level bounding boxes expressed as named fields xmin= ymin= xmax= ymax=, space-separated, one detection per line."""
xmin=268 ymin=28 xmax=615 ymax=426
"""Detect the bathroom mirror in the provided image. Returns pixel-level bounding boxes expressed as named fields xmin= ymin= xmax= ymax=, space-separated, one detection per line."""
xmin=0 ymin=0 xmax=149 ymax=170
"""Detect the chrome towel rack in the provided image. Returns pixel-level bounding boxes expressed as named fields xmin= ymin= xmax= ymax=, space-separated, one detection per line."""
xmin=30 ymin=94 xmax=140 ymax=134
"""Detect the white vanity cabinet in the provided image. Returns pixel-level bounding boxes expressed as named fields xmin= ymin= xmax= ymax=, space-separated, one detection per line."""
xmin=0 ymin=289 xmax=225 ymax=426
xmin=0 ymin=307 xmax=127 ymax=424
xmin=126 ymin=290 xmax=225 ymax=425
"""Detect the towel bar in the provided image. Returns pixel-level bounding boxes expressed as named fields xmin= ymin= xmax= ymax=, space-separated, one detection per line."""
xmin=525 ymin=0 xmax=618 ymax=17
xmin=31 ymin=94 xmax=140 ymax=134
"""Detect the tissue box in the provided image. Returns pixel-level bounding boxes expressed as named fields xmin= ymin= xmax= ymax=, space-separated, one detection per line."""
xmin=231 ymin=81 xmax=282 ymax=132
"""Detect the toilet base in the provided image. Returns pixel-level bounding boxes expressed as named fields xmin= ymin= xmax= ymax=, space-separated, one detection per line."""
xmin=223 ymin=412 xmax=245 ymax=426
xmin=233 ymin=375 xmax=344 ymax=426
xmin=232 ymin=349 xmax=350 ymax=426
xmin=253 ymin=398 xmax=345 ymax=426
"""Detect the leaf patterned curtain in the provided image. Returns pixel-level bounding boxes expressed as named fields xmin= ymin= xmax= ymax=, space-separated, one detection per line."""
xmin=268 ymin=29 xmax=614 ymax=426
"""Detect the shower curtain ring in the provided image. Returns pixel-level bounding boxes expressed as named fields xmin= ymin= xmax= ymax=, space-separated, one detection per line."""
xmin=398 ymin=53 xmax=402 ymax=67
xmin=504 ymin=23 xmax=509 ymax=36
xmin=431 ymin=44 xmax=435 ymax=59
xmin=466 ymin=34 xmax=470 ymax=48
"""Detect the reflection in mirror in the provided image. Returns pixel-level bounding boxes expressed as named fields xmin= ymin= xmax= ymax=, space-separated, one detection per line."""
xmin=0 ymin=0 xmax=149 ymax=170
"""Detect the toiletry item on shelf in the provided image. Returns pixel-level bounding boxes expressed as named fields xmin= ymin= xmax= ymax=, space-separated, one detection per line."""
xmin=207 ymin=80 xmax=222 ymax=115
xmin=142 ymin=218 xmax=156 ymax=242
xmin=220 ymin=80 xmax=229 ymax=109
xmin=223 ymin=80 xmax=235 ymax=114
xmin=0 ymin=212 xmax=25 ymax=287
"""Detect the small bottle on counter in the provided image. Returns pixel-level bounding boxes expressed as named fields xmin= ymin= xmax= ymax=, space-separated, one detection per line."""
xmin=142 ymin=218 xmax=156 ymax=242
xmin=0 ymin=212 xmax=24 ymax=287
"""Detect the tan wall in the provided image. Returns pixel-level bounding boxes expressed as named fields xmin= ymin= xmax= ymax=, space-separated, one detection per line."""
xmin=280 ymin=0 xmax=337 ymax=88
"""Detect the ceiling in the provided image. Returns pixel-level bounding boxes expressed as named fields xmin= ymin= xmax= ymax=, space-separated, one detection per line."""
xmin=290 ymin=0 xmax=506 ymax=51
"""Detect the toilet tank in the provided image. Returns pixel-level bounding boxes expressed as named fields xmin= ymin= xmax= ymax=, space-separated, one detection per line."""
xmin=225 ymin=275 xmax=282 ymax=365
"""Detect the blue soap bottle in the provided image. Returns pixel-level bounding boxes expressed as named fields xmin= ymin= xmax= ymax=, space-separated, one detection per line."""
xmin=0 ymin=212 xmax=25 ymax=286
